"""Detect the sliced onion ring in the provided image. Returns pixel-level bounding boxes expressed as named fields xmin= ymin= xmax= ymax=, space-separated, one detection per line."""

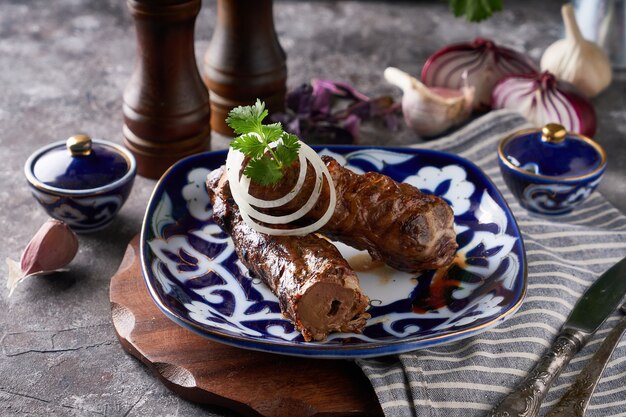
xmin=239 ymin=147 xmax=307 ymax=209
xmin=225 ymin=140 xmax=337 ymax=236
xmin=229 ymin=150 xmax=322 ymax=225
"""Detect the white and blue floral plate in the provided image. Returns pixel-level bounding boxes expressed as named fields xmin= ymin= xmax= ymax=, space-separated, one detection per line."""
xmin=140 ymin=146 xmax=527 ymax=358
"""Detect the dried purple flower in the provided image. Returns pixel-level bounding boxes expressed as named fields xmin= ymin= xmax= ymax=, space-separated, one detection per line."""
xmin=272 ymin=79 xmax=400 ymax=144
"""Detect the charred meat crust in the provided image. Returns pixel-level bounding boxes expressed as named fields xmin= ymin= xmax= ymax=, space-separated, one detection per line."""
xmin=206 ymin=168 xmax=370 ymax=342
xmin=246 ymin=155 xmax=458 ymax=272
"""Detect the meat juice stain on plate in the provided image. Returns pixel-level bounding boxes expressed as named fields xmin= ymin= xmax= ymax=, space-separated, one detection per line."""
xmin=347 ymin=252 xmax=418 ymax=323
xmin=348 ymin=253 xmax=393 ymax=284
xmin=411 ymin=253 xmax=478 ymax=314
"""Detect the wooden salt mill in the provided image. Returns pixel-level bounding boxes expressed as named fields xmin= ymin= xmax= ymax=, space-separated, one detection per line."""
xmin=123 ymin=0 xmax=211 ymax=179
xmin=203 ymin=0 xmax=287 ymax=136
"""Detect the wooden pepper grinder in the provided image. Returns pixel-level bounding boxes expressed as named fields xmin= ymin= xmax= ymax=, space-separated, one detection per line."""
xmin=123 ymin=0 xmax=211 ymax=179
xmin=203 ymin=0 xmax=287 ymax=136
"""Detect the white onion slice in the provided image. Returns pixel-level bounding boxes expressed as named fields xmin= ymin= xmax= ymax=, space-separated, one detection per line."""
xmin=226 ymin=144 xmax=322 ymax=225
xmin=239 ymin=150 xmax=307 ymax=209
xmin=230 ymin=153 xmax=322 ymax=225
xmin=224 ymin=140 xmax=337 ymax=236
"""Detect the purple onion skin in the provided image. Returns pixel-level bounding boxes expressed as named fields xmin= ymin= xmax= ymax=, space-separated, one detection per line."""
xmin=421 ymin=38 xmax=538 ymax=111
xmin=492 ymin=71 xmax=597 ymax=137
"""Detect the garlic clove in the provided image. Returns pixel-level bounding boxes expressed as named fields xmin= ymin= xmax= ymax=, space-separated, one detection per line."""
xmin=6 ymin=258 xmax=24 ymax=297
xmin=20 ymin=219 xmax=78 ymax=275
xmin=541 ymin=4 xmax=612 ymax=98
xmin=6 ymin=219 xmax=78 ymax=296
xmin=384 ymin=67 xmax=474 ymax=137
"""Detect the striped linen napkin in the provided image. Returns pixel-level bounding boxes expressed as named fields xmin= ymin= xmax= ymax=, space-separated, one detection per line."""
xmin=357 ymin=110 xmax=626 ymax=417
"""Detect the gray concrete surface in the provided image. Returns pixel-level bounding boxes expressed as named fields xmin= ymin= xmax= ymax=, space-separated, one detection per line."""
xmin=0 ymin=1 xmax=624 ymax=416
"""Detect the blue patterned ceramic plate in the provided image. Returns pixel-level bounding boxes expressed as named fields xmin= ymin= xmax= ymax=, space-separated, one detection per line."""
xmin=140 ymin=146 xmax=527 ymax=358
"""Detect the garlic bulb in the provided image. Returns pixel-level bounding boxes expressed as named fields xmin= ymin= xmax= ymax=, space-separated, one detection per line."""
xmin=6 ymin=219 xmax=78 ymax=296
xmin=541 ymin=3 xmax=612 ymax=97
xmin=384 ymin=67 xmax=474 ymax=137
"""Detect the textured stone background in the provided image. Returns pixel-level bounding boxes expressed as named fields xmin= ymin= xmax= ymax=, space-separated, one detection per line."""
xmin=0 ymin=1 xmax=624 ymax=416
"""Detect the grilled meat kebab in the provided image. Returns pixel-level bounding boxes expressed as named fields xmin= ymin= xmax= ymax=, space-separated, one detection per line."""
xmin=207 ymin=169 xmax=370 ymax=342
xmin=246 ymin=155 xmax=457 ymax=272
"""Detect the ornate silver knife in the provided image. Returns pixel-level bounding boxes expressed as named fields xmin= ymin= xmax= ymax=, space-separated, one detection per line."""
xmin=487 ymin=256 xmax=626 ymax=417
xmin=545 ymin=301 xmax=626 ymax=417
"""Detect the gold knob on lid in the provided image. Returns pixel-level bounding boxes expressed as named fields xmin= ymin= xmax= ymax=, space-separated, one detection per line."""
xmin=66 ymin=134 xmax=92 ymax=156
xmin=541 ymin=123 xmax=567 ymax=144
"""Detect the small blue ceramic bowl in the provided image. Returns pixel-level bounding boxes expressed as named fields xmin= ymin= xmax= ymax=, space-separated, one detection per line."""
xmin=498 ymin=123 xmax=606 ymax=215
xmin=24 ymin=134 xmax=136 ymax=233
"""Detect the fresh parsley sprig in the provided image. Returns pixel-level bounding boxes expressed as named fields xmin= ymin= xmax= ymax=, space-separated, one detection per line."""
xmin=450 ymin=0 xmax=502 ymax=22
xmin=227 ymin=99 xmax=301 ymax=186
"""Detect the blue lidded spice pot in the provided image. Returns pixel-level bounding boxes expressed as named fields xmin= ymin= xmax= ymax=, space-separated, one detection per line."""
xmin=24 ymin=134 xmax=136 ymax=233
xmin=498 ymin=123 xmax=606 ymax=215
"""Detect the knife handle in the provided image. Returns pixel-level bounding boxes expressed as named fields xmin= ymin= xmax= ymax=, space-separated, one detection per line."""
xmin=545 ymin=315 xmax=626 ymax=417
xmin=486 ymin=333 xmax=583 ymax=417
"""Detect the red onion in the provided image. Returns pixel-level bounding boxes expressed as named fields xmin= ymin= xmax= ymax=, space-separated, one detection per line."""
xmin=421 ymin=38 xmax=538 ymax=111
xmin=492 ymin=71 xmax=596 ymax=137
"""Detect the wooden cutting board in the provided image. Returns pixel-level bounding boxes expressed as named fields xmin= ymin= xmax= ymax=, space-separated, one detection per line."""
xmin=110 ymin=236 xmax=383 ymax=417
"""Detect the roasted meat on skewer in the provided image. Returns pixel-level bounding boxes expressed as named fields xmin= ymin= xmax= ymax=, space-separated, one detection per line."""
xmin=206 ymin=169 xmax=370 ymax=342
xmin=244 ymin=155 xmax=457 ymax=272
